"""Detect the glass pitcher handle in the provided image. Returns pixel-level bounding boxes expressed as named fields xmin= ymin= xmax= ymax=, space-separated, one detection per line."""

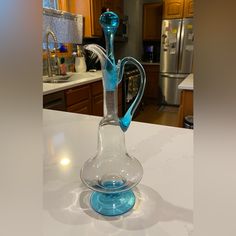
xmin=117 ymin=57 xmax=146 ymax=132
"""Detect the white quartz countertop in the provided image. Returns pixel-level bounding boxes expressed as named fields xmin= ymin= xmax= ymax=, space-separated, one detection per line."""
xmin=43 ymin=109 xmax=193 ymax=236
xmin=43 ymin=71 xmax=103 ymax=95
xmin=178 ymin=73 xmax=194 ymax=90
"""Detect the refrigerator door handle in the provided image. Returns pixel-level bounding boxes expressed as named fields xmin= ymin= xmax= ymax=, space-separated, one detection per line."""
xmin=178 ymin=20 xmax=185 ymax=72
xmin=161 ymin=73 xmax=188 ymax=78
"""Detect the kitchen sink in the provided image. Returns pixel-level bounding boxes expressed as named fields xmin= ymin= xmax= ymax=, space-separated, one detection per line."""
xmin=43 ymin=74 xmax=73 ymax=83
xmin=43 ymin=71 xmax=101 ymax=83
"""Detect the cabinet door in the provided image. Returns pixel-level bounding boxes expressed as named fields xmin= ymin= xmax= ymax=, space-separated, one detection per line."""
xmin=67 ymin=100 xmax=91 ymax=114
xmin=143 ymin=65 xmax=161 ymax=103
xmin=91 ymin=81 xmax=103 ymax=116
xmin=65 ymin=85 xmax=90 ymax=107
xmin=143 ymin=3 xmax=162 ymax=40
xmin=183 ymin=0 xmax=194 ymax=18
xmin=92 ymin=94 xmax=103 ymax=116
xmin=112 ymin=0 xmax=124 ymax=17
xmin=58 ymin=0 xmax=69 ymax=11
xmin=91 ymin=0 xmax=103 ymax=36
xmin=43 ymin=91 xmax=66 ymax=111
xmin=102 ymin=0 xmax=113 ymax=11
xmin=163 ymin=0 xmax=184 ymax=19
xmin=177 ymin=90 xmax=193 ymax=127
xmin=73 ymin=0 xmax=102 ymax=37
xmin=102 ymin=0 xmax=123 ymax=17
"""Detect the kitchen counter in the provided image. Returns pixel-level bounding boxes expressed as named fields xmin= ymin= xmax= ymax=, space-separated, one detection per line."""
xmin=43 ymin=109 xmax=193 ymax=236
xmin=43 ymin=71 xmax=102 ymax=95
xmin=178 ymin=73 xmax=194 ymax=90
xmin=177 ymin=74 xmax=194 ymax=127
xmin=140 ymin=61 xmax=160 ymax=66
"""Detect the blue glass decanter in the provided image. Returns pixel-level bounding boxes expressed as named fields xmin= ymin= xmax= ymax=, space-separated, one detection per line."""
xmin=80 ymin=11 xmax=146 ymax=216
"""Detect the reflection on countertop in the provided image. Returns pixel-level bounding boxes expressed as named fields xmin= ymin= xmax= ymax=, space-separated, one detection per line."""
xmin=43 ymin=109 xmax=193 ymax=236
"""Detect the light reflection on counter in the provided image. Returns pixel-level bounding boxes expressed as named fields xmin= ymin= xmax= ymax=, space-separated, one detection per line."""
xmin=60 ymin=157 xmax=71 ymax=166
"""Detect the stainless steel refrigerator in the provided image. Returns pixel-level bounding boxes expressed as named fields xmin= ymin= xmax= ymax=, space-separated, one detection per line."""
xmin=159 ymin=18 xmax=194 ymax=105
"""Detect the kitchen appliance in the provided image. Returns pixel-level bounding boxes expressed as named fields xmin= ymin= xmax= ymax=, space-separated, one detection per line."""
xmin=122 ymin=65 xmax=141 ymax=117
xmin=160 ymin=18 xmax=194 ymax=105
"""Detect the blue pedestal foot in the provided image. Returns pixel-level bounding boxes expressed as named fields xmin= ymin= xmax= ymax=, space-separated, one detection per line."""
xmin=90 ymin=190 xmax=135 ymax=216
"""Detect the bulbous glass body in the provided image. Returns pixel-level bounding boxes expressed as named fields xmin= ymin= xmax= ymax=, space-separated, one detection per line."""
xmin=80 ymin=118 xmax=143 ymax=194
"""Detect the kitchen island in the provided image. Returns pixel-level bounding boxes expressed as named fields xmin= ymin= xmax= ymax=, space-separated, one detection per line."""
xmin=43 ymin=109 xmax=193 ymax=236
xmin=178 ymin=74 xmax=194 ymax=128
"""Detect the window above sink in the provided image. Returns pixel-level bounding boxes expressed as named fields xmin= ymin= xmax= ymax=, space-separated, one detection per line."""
xmin=43 ymin=0 xmax=58 ymax=9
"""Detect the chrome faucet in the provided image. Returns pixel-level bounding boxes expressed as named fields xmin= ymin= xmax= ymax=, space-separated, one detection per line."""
xmin=46 ymin=30 xmax=60 ymax=77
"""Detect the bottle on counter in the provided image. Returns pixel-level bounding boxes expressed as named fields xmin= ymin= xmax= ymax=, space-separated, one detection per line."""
xmin=74 ymin=45 xmax=87 ymax=73
xmin=60 ymin=57 xmax=67 ymax=75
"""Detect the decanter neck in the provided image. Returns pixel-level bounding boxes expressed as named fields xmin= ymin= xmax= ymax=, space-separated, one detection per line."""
xmin=97 ymin=119 xmax=127 ymax=156
xmin=103 ymin=90 xmax=118 ymax=118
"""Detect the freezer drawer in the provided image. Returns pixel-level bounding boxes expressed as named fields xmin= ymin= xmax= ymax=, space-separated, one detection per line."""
xmin=159 ymin=74 xmax=186 ymax=105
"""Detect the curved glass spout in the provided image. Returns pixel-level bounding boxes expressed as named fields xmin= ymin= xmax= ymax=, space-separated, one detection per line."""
xmin=84 ymin=44 xmax=116 ymax=92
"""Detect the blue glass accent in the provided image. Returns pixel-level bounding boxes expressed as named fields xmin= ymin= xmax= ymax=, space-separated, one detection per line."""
xmin=90 ymin=181 xmax=135 ymax=216
xmin=120 ymin=110 xmax=132 ymax=132
xmin=99 ymin=12 xmax=119 ymax=91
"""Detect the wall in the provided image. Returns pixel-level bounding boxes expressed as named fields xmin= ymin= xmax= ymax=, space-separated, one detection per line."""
xmin=115 ymin=0 xmax=162 ymax=61
xmin=115 ymin=0 xmax=143 ymax=60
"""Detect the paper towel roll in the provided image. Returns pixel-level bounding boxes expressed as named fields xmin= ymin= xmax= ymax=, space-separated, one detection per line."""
xmin=75 ymin=56 xmax=87 ymax=73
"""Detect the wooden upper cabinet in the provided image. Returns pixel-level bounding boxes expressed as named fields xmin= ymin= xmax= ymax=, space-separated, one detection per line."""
xmin=163 ymin=0 xmax=184 ymax=19
xmin=58 ymin=0 xmax=69 ymax=11
xmin=91 ymin=0 xmax=103 ymax=36
xmin=163 ymin=0 xmax=194 ymax=19
xmin=103 ymin=0 xmax=124 ymax=18
xmin=143 ymin=3 xmax=162 ymax=40
xmin=102 ymin=0 xmax=113 ymax=11
xmin=70 ymin=0 xmax=102 ymax=38
xmin=183 ymin=0 xmax=194 ymax=18
xmin=69 ymin=0 xmax=124 ymax=38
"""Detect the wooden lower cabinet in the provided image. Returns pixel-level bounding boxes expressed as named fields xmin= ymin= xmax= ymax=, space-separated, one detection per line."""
xmin=67 ymin=99 xmax=91 ymax=114
xmin=64 ymin=80 xmax=122 ymax=116
xmin=43 ymin=80 xmax=123 ymax=116
xmin=43 ymin=91 xmax=66 ymax=111
xmin=177 ymin=90 xmax=193 ymax=127
xmin=91 ymin=80 xmax=103 ymax=116
xmin=143 ymin=64 xmax=161 ymax=104
xmin=92 ymin=93 xmax=103 ymax=116
xmin=66 ymin=85 xmax=90 ymax=107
